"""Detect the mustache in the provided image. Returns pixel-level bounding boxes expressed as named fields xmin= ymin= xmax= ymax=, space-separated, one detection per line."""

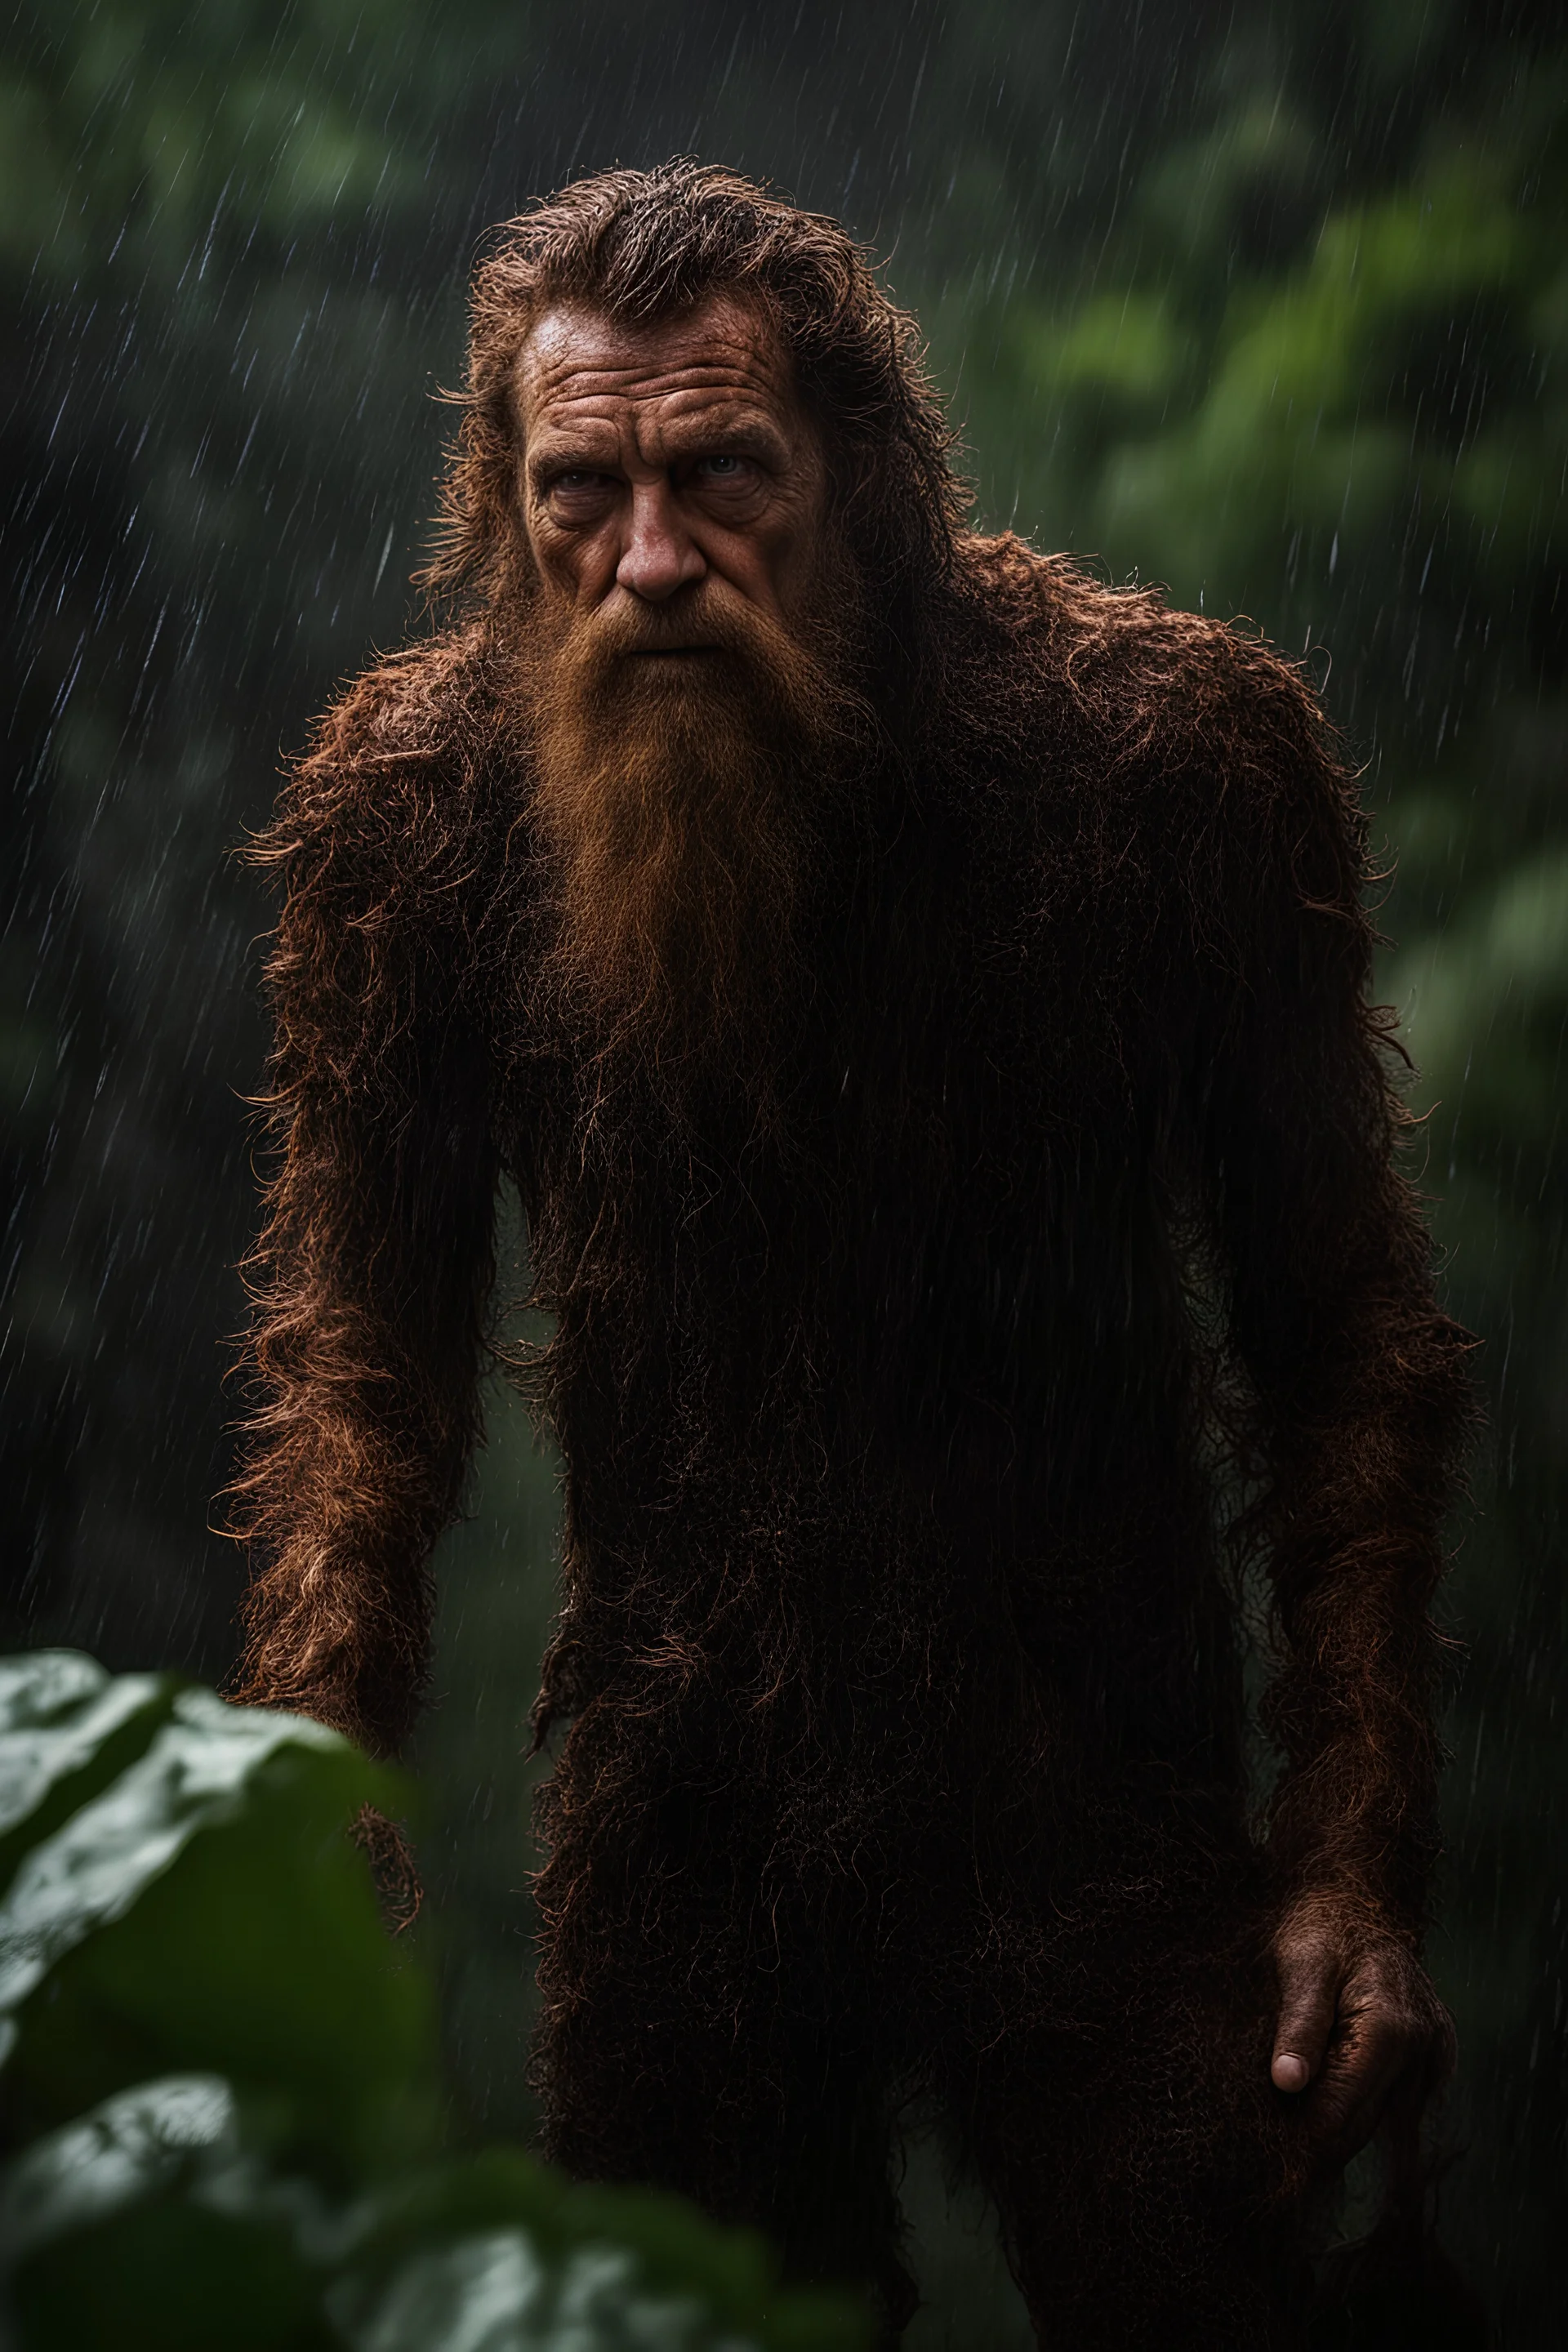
xmin=550 ymin=579 xmax=798 ymax=674
xmin=513 ymin=550 xmax=884 ymax=771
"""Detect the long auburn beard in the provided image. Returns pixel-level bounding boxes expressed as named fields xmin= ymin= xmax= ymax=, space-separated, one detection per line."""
xmin=510 ymin=560 xmax=878 ymax=1099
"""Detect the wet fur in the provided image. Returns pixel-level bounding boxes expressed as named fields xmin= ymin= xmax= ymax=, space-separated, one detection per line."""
xmin=231 ymin=167 xmax=1474 ymax=2345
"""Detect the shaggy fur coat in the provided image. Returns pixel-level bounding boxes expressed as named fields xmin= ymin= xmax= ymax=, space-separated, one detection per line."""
xmin=234 ymin=532 xmax=1472 ymax=2342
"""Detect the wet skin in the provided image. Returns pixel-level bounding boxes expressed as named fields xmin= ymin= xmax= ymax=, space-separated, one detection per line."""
xmin=514 ymin=295 xmax=827 ymax=640
xmin=510 ymin=295 xmax=1448 ymax=2170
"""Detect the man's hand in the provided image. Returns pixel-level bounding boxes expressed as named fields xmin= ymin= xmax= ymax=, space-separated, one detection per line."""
xmin=1269 ymin=1899 xmax=1453 ymax=2171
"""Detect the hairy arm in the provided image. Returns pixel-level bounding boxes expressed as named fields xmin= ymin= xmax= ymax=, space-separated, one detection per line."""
xmin=1183 ymin=639 xmax=1474 ymax=2155
xmin=229 ymin=659 xmax=498 ymax=1759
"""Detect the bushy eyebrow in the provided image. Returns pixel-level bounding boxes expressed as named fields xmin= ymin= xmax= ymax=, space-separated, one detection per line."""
xmin=526 ymin=409 xmax=792 ymax=488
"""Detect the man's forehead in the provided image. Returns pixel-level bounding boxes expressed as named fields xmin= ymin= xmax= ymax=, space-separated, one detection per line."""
xmin=514 ymin=296 xmax=799 ymax=426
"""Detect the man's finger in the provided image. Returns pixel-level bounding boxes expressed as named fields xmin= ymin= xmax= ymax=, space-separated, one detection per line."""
xmin=1309 ymin=2014 xmax=1423 ymax=2164
xmin=1272 ymin=1945 xmax=1341 ymax=2092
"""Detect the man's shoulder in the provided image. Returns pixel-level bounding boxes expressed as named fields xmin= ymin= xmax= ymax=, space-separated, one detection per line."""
xmin=964 ymin=533 xmax=1317 ymax=728
xmin=303 ymin=624 xmax=497 ymax=778
xmin=259 ymin=624 xmax=501 ymax=898
xmin=957 ymin=532 xmax=1342 ymax=833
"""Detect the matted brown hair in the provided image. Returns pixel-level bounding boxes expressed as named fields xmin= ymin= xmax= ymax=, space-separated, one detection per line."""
xmin=421 ymin=158 xmax=965 ymax=604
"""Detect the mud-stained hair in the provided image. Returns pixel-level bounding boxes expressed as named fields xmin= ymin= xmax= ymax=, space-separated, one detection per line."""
xmin=421 ymin=158 xmax=965 ymax=608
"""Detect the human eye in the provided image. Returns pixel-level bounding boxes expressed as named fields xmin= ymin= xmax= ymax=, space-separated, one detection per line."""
xmin=540 ymin=466 xmax=617 ymax=515
xmin=693 ymin=452 xmax=755 ymax=485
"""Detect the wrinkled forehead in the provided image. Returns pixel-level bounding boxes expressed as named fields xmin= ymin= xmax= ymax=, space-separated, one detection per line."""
xmin=512 ymin=293 xmax=803 ymax=439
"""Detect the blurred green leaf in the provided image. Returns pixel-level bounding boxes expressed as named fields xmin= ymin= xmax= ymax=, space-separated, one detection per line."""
xmin=0 ymin=2074 xmax=334 ymax=2350
xmin=0 ymin=1654 xmax=176 ymax=1884
xmin=0 ymin=1652 xmax=439 ymax=2174
xmin=1021 ymin=291 xmax=1195 ymax=406
xmin=0 ymin=1659 xmax=866 ymax=2351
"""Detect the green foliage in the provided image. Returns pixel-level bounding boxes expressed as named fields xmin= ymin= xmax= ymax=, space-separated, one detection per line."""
xmin=0 ymin=1650 xmax=439 ymax=2175
xmin=955 ymin=63 xmax=1566 ymax=639
xmin=0 ymin=0 xmax=525 ymax=274
xmin=0 ymin=1653 xmax=867 ymax=2351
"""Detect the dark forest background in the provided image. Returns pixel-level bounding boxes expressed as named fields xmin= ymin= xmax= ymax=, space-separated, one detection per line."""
xmin=2 ymin=2 xmax=1564 ymax=2340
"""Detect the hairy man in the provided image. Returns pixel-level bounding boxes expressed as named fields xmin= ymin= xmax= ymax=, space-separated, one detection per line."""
xmin=233 ymin=163 xmax=1473 ymax=2345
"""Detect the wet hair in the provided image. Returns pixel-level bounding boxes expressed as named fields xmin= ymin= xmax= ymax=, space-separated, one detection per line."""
xmin=234 ymin=173 xmax=1477 ymax=2328
xmin=421 ymin=158 xmax=965 ymax=606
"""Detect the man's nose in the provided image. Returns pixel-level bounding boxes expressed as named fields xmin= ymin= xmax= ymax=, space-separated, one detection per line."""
xmin=616 ymin=479 xmax=706 ymax=601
